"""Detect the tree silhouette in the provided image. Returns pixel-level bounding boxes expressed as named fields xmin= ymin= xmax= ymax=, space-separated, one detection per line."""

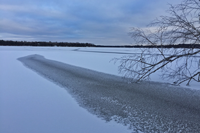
xmin=115 ymin=0 xmax=200 ymax=85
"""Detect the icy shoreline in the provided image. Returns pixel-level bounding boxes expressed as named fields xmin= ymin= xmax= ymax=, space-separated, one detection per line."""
xmin=18 ymin=54 xmax=200 ymax=132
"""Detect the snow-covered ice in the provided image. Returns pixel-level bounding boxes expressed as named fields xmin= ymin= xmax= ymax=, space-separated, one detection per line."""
xmin=0 ymin=46 xmax=200 ymax=133
xmin=0 ymin=47 xmax=131 ymax=133
xmin=0 ymin=46 xmax=199 ymax=90
xmin=17 ymin=53 xmax=200 ymax=132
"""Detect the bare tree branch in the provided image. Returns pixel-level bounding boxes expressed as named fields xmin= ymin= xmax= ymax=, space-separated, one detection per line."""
xmin=115 ymin=0 xmax=200 ymax=85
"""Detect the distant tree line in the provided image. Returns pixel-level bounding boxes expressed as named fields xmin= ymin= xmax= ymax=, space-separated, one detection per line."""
xmin=0 ymin=40 xmax=96 ymax=47
xmin=126 ymin=44 xmax=200 ymax=49
xmin=0 ymin=40 xmax=199 ymax=48
xmin=95 ymin=44 xmax=200 ymax=49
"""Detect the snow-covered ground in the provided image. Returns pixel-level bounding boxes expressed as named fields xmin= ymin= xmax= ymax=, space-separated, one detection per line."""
xmin=0 ymin=47 xmax=132 ymax=133
xmin=0 ymin=46 xmax=199 ymax=133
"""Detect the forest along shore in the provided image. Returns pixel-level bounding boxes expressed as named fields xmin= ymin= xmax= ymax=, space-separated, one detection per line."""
xmin=18 ymin=54 xmax=200 ymax=133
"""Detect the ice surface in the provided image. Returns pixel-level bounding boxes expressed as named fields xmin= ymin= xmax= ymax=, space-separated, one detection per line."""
xmin=18 ymin=54 xmax=200 ymax=132
xmin=1 ymin=46 xmax=199 ymax=90
xmin=0 ymin=50 xmax=131 ymax=133
xmin=1 ymin=46 xmax=200 ymax=133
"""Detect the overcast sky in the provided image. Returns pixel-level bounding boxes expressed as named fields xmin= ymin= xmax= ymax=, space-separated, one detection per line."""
xmin=0 ymin=0 xmax=182 ymax=45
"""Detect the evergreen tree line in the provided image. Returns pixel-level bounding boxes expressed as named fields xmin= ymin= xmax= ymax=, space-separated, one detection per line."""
xmin=95 ymin=44 xmax=200 ymax=49
xmin=0 ymin=40 xmax=199 ymax=48
xmin=0 ymin=40 xmax=95 ymax=47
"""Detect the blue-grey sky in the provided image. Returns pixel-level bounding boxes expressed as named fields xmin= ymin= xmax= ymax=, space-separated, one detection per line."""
xmin=0 ymin=0 xmax=182 ymax=45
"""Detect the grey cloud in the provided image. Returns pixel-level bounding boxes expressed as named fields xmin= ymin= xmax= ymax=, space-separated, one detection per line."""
xmin=1 ymin=0 xmax=183 ymax=45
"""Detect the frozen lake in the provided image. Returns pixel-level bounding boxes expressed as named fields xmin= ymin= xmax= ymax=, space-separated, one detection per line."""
xmin=1 ymin=46 xmax=200 ymax=133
